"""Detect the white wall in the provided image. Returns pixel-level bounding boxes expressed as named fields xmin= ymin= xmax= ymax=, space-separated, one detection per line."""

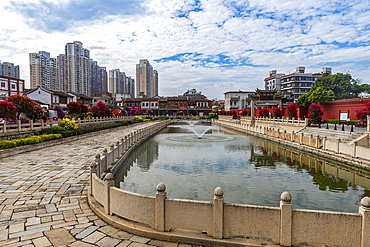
xmin=27 ymin=88 xmax=52 ymax=105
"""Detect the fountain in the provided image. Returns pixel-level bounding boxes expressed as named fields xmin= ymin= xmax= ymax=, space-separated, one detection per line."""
xmin=188 ymin=125 xmax=211 ymax=139
xmin=186 ymin=120 xmax=199 ymax=127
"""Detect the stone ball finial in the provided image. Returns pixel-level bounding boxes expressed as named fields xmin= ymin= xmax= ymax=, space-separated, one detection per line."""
xmin=361 ymin=197 xmax=370 ymax=208
xmin=105 ymin=173 xmax=114 ymax=181
xmin=214 ymin=187 xmax=224 ymax=197
xmin=157 ymin=183 xmax=166 ymax=192
xmin=103 ymin=148 xmax=107 ymax=153
xmin=90 ymin=162 xmax=96 ymax=168
xmin=281 ymin=191 xmax=292 ymax=202
xmin=95 ymin=154 xmax=100 ymax=158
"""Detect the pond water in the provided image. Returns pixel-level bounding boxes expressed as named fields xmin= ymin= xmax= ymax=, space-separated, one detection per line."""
xmin=114 ymin=123 xmax=370 ymax=213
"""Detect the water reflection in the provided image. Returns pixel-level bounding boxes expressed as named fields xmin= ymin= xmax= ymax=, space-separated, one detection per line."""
xmin=114 ymin=123 xmax=370 ymax=212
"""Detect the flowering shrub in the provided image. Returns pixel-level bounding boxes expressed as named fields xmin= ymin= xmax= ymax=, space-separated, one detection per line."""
xmin=121 ymin=110 xmax=128 ymax=116
xmin=356 ymin=122 xmax=367 ymax=127
xmin=308 ymin=103 xmax=323 ymax=124
xmin=67 ymin=102 xmax=80 ymax=115
xmin=272 ymin=106 xmax=282 ymax=118
xmin=59 ymin=118 xmax=78 ymax=130
xmin=0 ymin=101 xmax=17 ymax=120
xmin=287 ymin=103 xmax=298 ymax=119
xmin=90 ymin=106 xmax=99 ymax=117
xmin=261 ymin=107 xmax=270 ymax=117
xmin=240 ymin=109 xmax=251 ymax=116
xmin=135 ymin=116 xmax=143 ymax=122
xmin=147 ymin=109 xmax=153 ymax=115
xmin=31 ymin=103 xmax=46 ymax=120
xmin=79 ymin=104 xmax=88 ymax=114
xmin=355 ymin=108 xmax=367 ymax=121
xmin=7 ymin=95 xmax=35 ymax=119
xmin=0 ymin=134 xmax=62 ymax=150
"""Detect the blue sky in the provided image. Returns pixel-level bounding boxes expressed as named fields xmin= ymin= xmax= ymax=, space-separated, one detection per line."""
xmin=1 ymin=0 xmax=370 ymax=99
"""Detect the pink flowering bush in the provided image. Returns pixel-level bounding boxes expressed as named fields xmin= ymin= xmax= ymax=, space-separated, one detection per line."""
xmin=308 ymin=103 xmax=323 ymax=124
xmin=287 ymin=103 xmax=298 ymax=119
xmin=272 ymin=106 xmax=282 ymax=118
xmin=0 ymin=101 xmax=17 ymax=120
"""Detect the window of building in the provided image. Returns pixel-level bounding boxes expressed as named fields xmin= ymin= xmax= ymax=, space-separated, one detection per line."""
xmin=11 ymin=84 xmax=16 ymax=90
xmin=1 ymin=82 xmax=5 ymax=87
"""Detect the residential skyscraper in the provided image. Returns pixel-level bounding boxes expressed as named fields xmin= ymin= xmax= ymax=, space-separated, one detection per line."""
xmin=136 ymin=59 xmax=158 ymax=98
xmin=153 ymin=70 xmax=158 ymax=97
xmin=125 ymin=76 xmax=135 ymax=98
xmin=109 ymin=69 xmax=126 ymax=95
xmin=101 ymin=67 xmax=108 ymax=92
xmin=29 ymin=51 xmax=59 ymax=90
xmin=57 ymin=54 xmax=66 ymax=92
xmin=0 ymin=61 xmax=20 ymax=79
xmin=65 ymin=41 xmax=91 ymax=96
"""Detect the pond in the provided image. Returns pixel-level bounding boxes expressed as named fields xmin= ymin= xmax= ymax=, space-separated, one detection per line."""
xmin=114 ymin=122 xmax=370 ymax=213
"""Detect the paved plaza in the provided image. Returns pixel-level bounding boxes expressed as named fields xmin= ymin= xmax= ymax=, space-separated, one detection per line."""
xmin=0 ymin=122 xmax=191 ymax=247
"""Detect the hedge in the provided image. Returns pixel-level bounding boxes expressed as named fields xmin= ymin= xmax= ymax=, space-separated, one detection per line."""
xmin=0 ymin=134 xmax=62 ymax=150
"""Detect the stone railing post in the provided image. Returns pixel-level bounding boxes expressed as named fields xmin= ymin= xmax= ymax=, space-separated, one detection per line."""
xmin=291 ymin=131 xmax=294 ymax=142
xmin=155 ymin=183 xmax=167 ymax=231
xmin=300 ymin=133 xmax=303 ymax=145
xmin=316 ymin=135 xmax=319 ymax=148
xmin=309 ymin=134 xmax=313 ymax=146
xmin=17 ymin=120 xmax=21 ymax=131
xmin=89 ymin=162 xmax=97 ymax=195
xmin=280 ymin=191 xmax=292 ymax=246
xmin=323 ymin=136 xmax=327 ymax=150
xmin=337 ymin=138 xmax=341 ymax=153
xmin=283 ymin=130 xmax=286 ymax=140
xmin=30 ymin=120 xmax=33 ymax=131
xmin=119 ymin=138 xmax=124 ymax=154
xmin=213 ymin=187 xmax=224 ymax=239
xmin=277 ymin=129 xmax=280 ymax=138
xmin=298 ymin=118 xmax=301 ymax=126
xmin=104 ymin=173 xmax=114 ymax=215
xmin=115 ymin=141 xmax=120 ymax=159
xmin=2 ymin=121 xmax=6 ymax=133
xmin=102 ymin=149 xmax=108 ymax=173
xmin=360 ymin=197 xmax=370 ymax=247
xmin=110 ymin=144 xmax=115 ymax=164
xmin=124 ymin=135 xmax=128 ymax=151
xmin=95 ymin=154 xmax=101 ymax=177
xmin=305 ymin=118 xmax=309 ymax=127
xmin=353 ymin=141 xmax=358 ymax=158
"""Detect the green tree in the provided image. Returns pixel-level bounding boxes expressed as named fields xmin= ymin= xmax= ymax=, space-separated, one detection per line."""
xmin=307 ymin=87 xmax=334 ymax=105
xmin=315 ymin=73 xmax=362 ymax=100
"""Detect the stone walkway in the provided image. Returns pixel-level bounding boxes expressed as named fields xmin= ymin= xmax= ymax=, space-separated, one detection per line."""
xmin=0 ymin=122 xmax=192 ymax=247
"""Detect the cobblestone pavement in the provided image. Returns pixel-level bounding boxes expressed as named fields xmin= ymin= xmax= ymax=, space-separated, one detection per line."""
xmin=0 ymin=122 xmax=192 ymax=247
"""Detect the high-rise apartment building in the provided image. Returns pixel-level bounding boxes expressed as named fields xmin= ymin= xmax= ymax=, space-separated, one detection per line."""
xmin=109 ymin=69 xmax=126 ymax=95
xmin=65 ymin=41 xmax=91 ymax=96
xmin=91 ymin=60 xmax=107 ymax=93
xmin=125 ymin=76 xmax=135 ymax=98
xmin=29 ymin=51 xmax=59 ymax=90
xmin=57 ymin=54 xmax=66 ymax=92
xmin=101 ymin=67 xmax=108 ymax=92
xmin=0 ymin=61 xmax=20 ymax=79
xmin=153 ymin=70 xmax=158 ymax=97
xmin=136 ymin=59 xmax=158 ymax=98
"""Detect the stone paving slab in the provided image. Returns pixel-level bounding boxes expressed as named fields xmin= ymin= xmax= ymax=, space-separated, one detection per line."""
xmin=0 ymin=122 xmax=199 ymax=247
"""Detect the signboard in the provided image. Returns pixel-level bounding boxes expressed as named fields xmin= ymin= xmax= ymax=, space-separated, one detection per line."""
xmin=339 ymin=112 xmax=348 ymax=121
